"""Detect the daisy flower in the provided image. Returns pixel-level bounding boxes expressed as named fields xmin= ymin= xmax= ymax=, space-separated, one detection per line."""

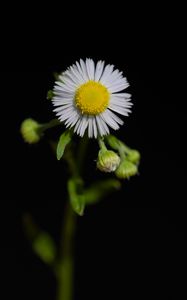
xmin=52 ymin=58 xmax=132 ymax=138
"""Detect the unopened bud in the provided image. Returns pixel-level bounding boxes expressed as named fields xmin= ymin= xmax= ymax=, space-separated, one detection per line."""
xmin=127 ymin=150 xmax=140 ymax=164
xmin=115 ymin=160 xmax=138 ymax=179
xmin=97 ymin=149 xmax=121 ymax=173
xmin=20 ymin=118 xmax=41 ymax=144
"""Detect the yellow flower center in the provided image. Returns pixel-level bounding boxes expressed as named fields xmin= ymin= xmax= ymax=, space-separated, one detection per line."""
xmin=75 ymin=80 xmax=110 ymax=115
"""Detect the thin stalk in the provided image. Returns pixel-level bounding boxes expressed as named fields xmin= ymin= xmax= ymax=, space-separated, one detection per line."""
xmin=56 ymin=137 xmax=88 ymax=300
xmin=56 ymin=202 xmax=76 ymax=300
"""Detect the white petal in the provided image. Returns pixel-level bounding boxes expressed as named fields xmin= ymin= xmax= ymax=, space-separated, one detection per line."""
xmin=53 ymin=88 xmax=74 ymax=98
xmin=85 ymin=58 xmax=95 ymax=80
xmin=65 ymin=111 xmax=80 ymax=128
xmin=108 ymin=82 xmax=129 ymax=93
xmin=63 ymin=70 xmax=79 ymax=85
xmin=56 ymin=107 xmax=75 ymax=118
xmin=96 ymin=116 xmax=104 ymax=136
xmin=112 ymin=92 xmax=131 ymax=99
xmin=99 ymin=64 xmax=114 ymax=84
xmin=70 ymin=64 xmax=85 ymax=84
xmin=55 ymin=81 xmax=75 ymax=93
xmin=75 ymin=62 xmax=87 ymax=83
xmin=94 ymin=60 xmax=105 ymax=81
xmin=88 ymin=59 xmax=95 ymax=80
xmin=74 ymin=118 xmax=82 ymax=133
xmin=79 ymin=59 xmax=89 ymax=82
xmin=80 ymin=117 xmax=89 ymax=137
xmin=103 ymin=70 xmax=128 ymax=91
xmin=109 ymin=94 xmax=133 ymax=108
xmin=53 ymin=103 xmax=73 ymax=112
xmin=100 ymin=111 xmax=120 ymax=130
xmin=109 ymin=104 xmax=131 ymax=116
xmin=58 ymin=74 xmax=77 ymax=89
xmin=106 ymin=109 xmax=124 ymax=125
xmin=88 ymin=117 xmax=93 ymax=138
xmin=96 ymin=115 xmax=109 ymax=136
xmin=110 ymin=94 xmax=132 ymax=104
xmin=110 ymin=98 xmax=133 ymax=108
xmin=52 ymin=99 xmax=73 ymax=106
xmin=103 ymin=69 xmax=122 ymax=86
xmin=77 ymin=116 xmax=89 ymax=137
xmin=93 ymin=117 xmax=97 ymax=138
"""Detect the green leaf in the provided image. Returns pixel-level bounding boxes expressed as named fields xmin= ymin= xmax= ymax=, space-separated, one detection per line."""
xmin=53 ymin=72 xmax=60 ymax=80
xmin=33 ymin=232 xmax=56 ymax=264
xmin=84 ymin=179 xmax=121 ymax=205
xmin=71 ymin=195 xmax=85 ymax=216
xmin=68 ymin=179 xmax=85 ymax=216
xmin=23 ymin=214 xmax=56 ymax=265
xmin=47 ymin=90 xmax=54 ymax=100
xmin=57 ymin=130 xmax=72 ymax=160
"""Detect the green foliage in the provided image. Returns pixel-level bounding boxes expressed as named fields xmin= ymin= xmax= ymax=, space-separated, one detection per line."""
xmin=126 ymin=150 xmax=140 ymax=164
xmin=68 ymin=179 xmax=85 ymax=216
xmin=84 ymin=179 xmax=121 ymax=204
xmin=53 ymin=72 xmax=60 ymax=80
xmin=47 ymin=90 xmax=54 ymax=100
xmin=67 ymin=178 xmax=121 ymax=215
xmin=33 ymin=232 xmax=56 ymax=264
xmin=105 ymin=135 xmax=123 ymax=151
xmin=57 ymin=130 xmax=72 ymax=160
xmin=23 ymin=214 xmax=56 ymax=265
xmin=115 ymin=160 xmax=138 ymax=179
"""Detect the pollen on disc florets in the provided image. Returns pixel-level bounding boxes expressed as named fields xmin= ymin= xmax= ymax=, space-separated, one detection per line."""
xmin=75 ymin=80 xmax=110 ymax=115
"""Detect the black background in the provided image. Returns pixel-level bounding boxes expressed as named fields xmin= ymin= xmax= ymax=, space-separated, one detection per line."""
xmin=1 ymin=4 xmax=186 ymax=300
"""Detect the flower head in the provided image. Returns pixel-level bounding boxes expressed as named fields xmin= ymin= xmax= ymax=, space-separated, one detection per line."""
xmin=97 ymin=149 xmax=121 ymax=173
xmin=52 ymin=59 xmax=132 ymax=138
xmin=115 ymin=160 xmax=138 ymax=179
xmin=126 ymin=150 xmax=140 ymax=164
xmin=20 ymin=118 xmax=41 ymax=144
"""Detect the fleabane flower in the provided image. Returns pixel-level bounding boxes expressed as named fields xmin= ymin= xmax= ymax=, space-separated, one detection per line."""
xmin=52 ymin=58 xmax=132 ymax=138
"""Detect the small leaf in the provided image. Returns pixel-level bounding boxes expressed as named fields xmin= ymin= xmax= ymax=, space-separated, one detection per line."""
xmin=33 ymin=232 xmax=56 ymax=264
xmin=23 ymin=214 xmax=56 ymax=265
xmin=71 ymin=195 xmax=85 ymax=216
xmin=47 ymin=90 xmax=54 ymax=100
xmin=68 ymin=179 xmax=85 ymax=216
xmin=53 ymin=72 xmax=60 ymax=80
xmin=57 ymin=130 xmax=72 ymax=160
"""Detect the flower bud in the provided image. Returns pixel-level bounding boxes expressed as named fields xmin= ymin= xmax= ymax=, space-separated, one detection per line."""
xmin=127 ymin=150 xmax=140 ymax=164
xmin=115 ymin=160 xmax=138 ymax=179
xmin=97 ymin=149 xmax=121 ymax=173
xmin=20 ymin=118 xmax=41 ymax=144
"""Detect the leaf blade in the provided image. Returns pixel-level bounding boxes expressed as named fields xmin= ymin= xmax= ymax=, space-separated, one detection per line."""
xmin=57 ymin=130 xmax=72 ymax=160
xmin=67 ymin=179 xmax=85 ymax=216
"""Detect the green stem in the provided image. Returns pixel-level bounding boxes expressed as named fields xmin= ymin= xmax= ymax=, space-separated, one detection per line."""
xmin=56 ymin=138 xmax=88 ymax=300
xmin=120 ymin=143 xmax=131 ymax=154
xmin=118 ymin=147 xmax=126 ymax=160
xmin=57 ymin=202 xmax=76 ymax=300
xmin=98 ymin=137 xmax=107 ymax=151
xmin=39 ymin=119 xmax=61 ymax=133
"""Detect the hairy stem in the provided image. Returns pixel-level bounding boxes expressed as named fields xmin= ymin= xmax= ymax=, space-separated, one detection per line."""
xmin=56 ymin=202 xmax=76 ymax=300
xmin=39 ymin=119 xmax=60 ymax=132
xmin=56 ymin=136 xmax=88 ymax=300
